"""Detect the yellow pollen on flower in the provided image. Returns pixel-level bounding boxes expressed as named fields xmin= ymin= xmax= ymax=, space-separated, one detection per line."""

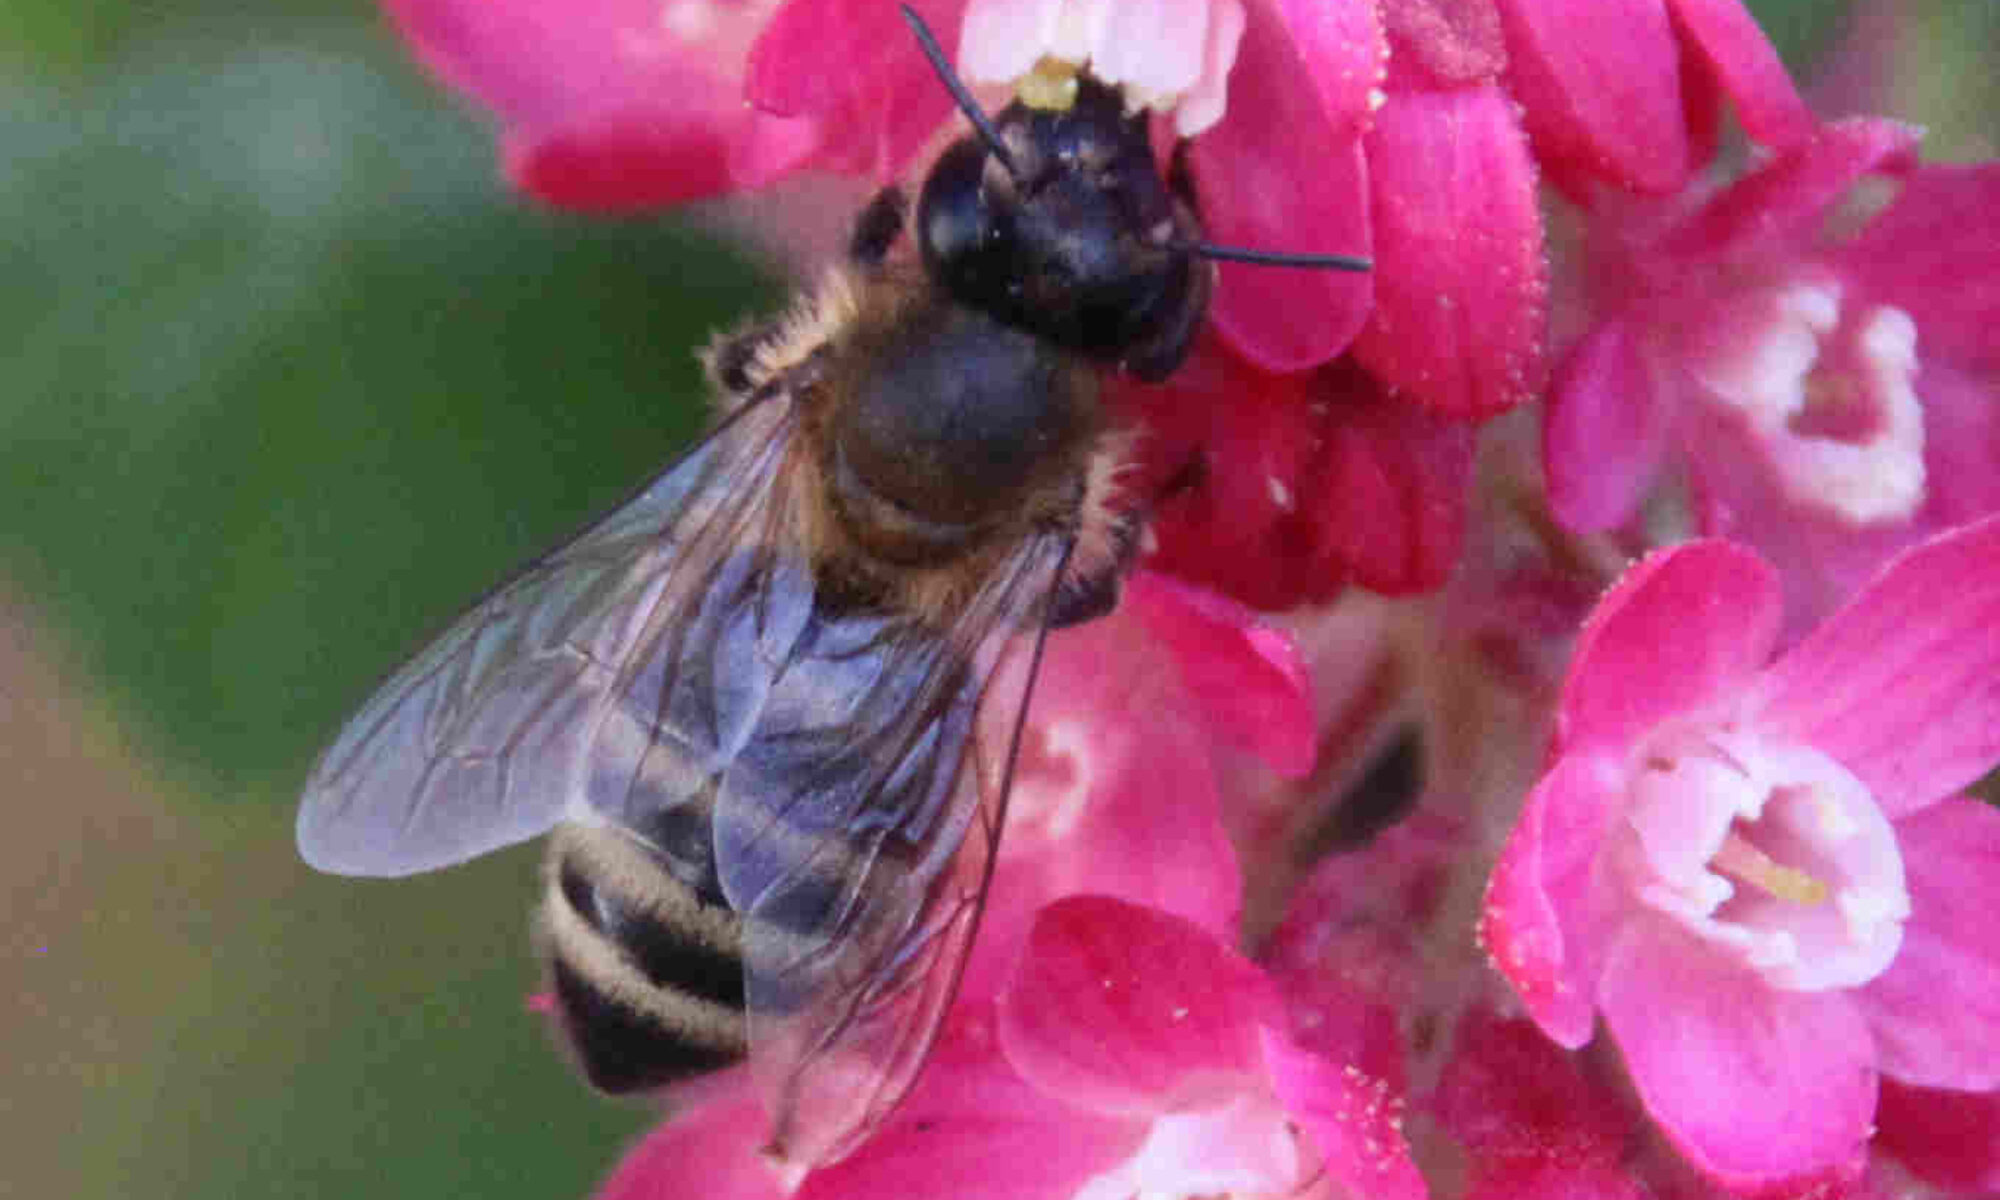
xmin=1709 ymin=830 xmax=1830 ymax=905
xmin=1018 ymin=55 xmax=1082 ymax=111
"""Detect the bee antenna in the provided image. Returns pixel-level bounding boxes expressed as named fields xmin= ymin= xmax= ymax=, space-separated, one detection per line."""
xmin=1187 ymin=241 xmax=1373 ymax=272
xmin=899 ymin=4 xmax=1022 ymax=178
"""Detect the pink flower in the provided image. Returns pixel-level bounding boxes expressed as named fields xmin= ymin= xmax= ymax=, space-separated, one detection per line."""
xmin=1491 ymin=0 xmax=1813 ymax=199
xmin=1431 ymin=1008 xmax=1651 ymax=1200
xmin=1545 ymin=120 xmax=2000 ymax=638
xmin=957 ymin=570 xmax=1315 ymax=998
xmin=1482 ymin=515 xmax=2000 ymax=1191
xmin=600 ymin=899 xmax=1426 ymax=1200
xmin=1875 ymin=1078 xmax=2000 ymax=1193
xmin=1118 ymin=343 xmax=1478 ymax=610
xmin=988 ymin=896 xmax=1423 ymax=1200
xmin=382 ymin=0 xmax=825 ymax=208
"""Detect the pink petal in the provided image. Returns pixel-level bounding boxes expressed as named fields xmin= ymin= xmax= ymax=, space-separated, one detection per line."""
xmin=1125 ymin=352 xmax=1341 ymax=609
xmin=1843 ymin=162 xmax=2000 ymax=371
xmin=1543 ymin=318 xmax=1670 ymax=534
xmin=798 ymin=1006 xmax=1143 ymax=1200
xmin=1193 ymin=0 xmax=1372 ymax=372
xmin=1675 ymin=23 xmax=1725 ymax=171
xmin=962 ymin=601 xmax=1245 ymax=997
xmin=1493 ymin=0 xmax=1689 ymax=195
xmin=1558 ymin=540 xmax=1782 ymax=755
xmin=386 ymin=0 xmax=793 ymax=208
xmin=1666 ymin=0 xmax=1814 ymax=150
xmin=385 ymin=0 xmax=694 ymax=127
xmin=1378 ymin=0 xmax=1507 ymax=89
xmin=1660 ymin=385 xmax=1921 ymax=645
xmin=1598 ymin=920 xmax=1876 ymax=1189
xmin=1855 ymin=797 xmax=2000 ymax=1090
xmin=1272 ymin=0 xmax=1386 ymax=129
xmin=1269 ymin=805 xmax=1461 ymax=977
xmin=1123 ymin=572 xmax=1318 ymax=778
xmin=1463 ymin=1161 xmax=1652 ymax=1200
xmin=1655 ymin=117 xmax=1922 ymax=265
xmin=1875 ymin=1078 xmax=2000 ymax=1192
xmin=1309 ymin=366 xmax=1477 ymax=595
xmin=1481 ymin=752 xmax=1626 ymax=1048
xmin=1260 ymin=1027 xmax=1426 ymax=1200
xmin=1132 ymin=349 xmax=1471 ymax=604
xmin=997 ymin=896 xmax=1276 ymax=1118
xmin=746 ymin=0 xmax=963 ymax=178
xmin=1921 ymin=361 xmax=2000 ymax=525
xmin=749 ymin=0 xmax=952 ymax=116
xmin=505 ymin=119 xmax=737 ymax=209
xmin=1752 ymin=515 xmax=2000 ymax=819
xmin=1433 ymin=1007 xmax=1635 ymax=1168
xmin=595 ymin=1073 xmax=786 ymax=1200
xmin=1352 ymin=83 xmax=1549 ymax=418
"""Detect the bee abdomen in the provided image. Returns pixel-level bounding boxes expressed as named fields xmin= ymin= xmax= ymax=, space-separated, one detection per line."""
xmin=541 ymin=824 xmax=748 ymax=1092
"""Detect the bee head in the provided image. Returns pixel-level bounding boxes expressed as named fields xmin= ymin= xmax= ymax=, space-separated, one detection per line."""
xmin=916 ymin=79 xmax=1209 ymax=383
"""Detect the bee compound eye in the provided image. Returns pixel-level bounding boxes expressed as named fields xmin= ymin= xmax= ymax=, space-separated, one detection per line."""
xmin=918 ymin=138 xmax=1000 ymax=285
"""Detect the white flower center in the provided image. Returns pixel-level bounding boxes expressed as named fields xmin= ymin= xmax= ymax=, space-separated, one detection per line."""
xmin=1692 ymin=281 xmax=1925 ymax=526
xmin=1620 ymin=722 xmax=1910 ymax=990
xmin=1070 ymin=1093 xmax=1302 ymax=1200
xmin=958 ymin=0 xmax=1245 ymax=135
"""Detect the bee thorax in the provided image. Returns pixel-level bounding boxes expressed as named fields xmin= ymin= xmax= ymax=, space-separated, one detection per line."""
xmin=824 ymin=299 xmax=1097 ymax=567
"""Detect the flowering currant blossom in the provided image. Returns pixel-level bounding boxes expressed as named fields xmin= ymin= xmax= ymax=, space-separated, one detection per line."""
xmin=374 ymin=0 xmax=1805 ymax=614
xmin=1482 ymin=515 xmax=2000 ymax=1192
xmin=1545 ymin=120 xmax=2000 ymax=639
xmin=351 ymin=0 xmax=2000 ymax=1196
xmin=1116 ymin=344 xmax=1479 ymax=609
xmin=591 ymin=574 xmax=1427 ymax=1198
xmin=1431 ymin=1007 xmax=1652 ymax=1200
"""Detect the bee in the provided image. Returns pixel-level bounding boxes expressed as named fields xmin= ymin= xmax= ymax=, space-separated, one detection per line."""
xmin=296 ymin=5 xmax=1366 ymax=1168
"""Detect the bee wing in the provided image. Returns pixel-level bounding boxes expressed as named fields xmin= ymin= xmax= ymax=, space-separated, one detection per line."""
xmin=718 ymin=534 xmax=1073 ymax=1166
xmin=296 ymin=394 xmax=797 ymax=877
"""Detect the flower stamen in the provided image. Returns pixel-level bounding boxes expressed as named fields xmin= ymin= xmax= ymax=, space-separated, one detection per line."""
xmin=1708 ymin=828 xmax=1829 ymax=905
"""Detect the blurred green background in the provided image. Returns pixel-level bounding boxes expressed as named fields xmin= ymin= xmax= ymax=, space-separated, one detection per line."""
xmin=0 ymin=2 xmax=1991 ymax=1198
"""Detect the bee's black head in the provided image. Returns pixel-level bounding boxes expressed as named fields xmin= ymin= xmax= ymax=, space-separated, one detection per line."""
xmin=916 ymin=79 xmax=1210 ymax=382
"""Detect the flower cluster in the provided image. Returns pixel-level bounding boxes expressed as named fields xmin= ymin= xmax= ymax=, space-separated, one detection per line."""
xmin=378 ymin=0 xmax=2000 ymax=1196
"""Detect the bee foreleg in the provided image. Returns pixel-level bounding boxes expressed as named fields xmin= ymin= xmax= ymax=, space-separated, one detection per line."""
xmin=705 ymin=323 xmax=781 ymax=397
xmin=848 ymin=187 xmax=910 ymax=268
xmin=1045 ymin=514 xmax=1140 ymax=629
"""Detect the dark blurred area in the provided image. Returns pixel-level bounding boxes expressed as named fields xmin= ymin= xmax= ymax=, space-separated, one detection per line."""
xmin=0 ymin=1 xmax=1989 ymax=1198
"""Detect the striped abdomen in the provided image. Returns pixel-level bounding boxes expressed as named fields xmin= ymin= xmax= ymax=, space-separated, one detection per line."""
xmin=539 ymin=822 xmax=747 ymax=1092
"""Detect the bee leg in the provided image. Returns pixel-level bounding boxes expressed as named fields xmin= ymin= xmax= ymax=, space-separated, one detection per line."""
xmin=705 ymin=322 xmax=783 ymax=396
xmin=848 ymin=186 xmax=910 ymax=268
xmin=1046 ymin=514 xmax=1141 ymax=629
